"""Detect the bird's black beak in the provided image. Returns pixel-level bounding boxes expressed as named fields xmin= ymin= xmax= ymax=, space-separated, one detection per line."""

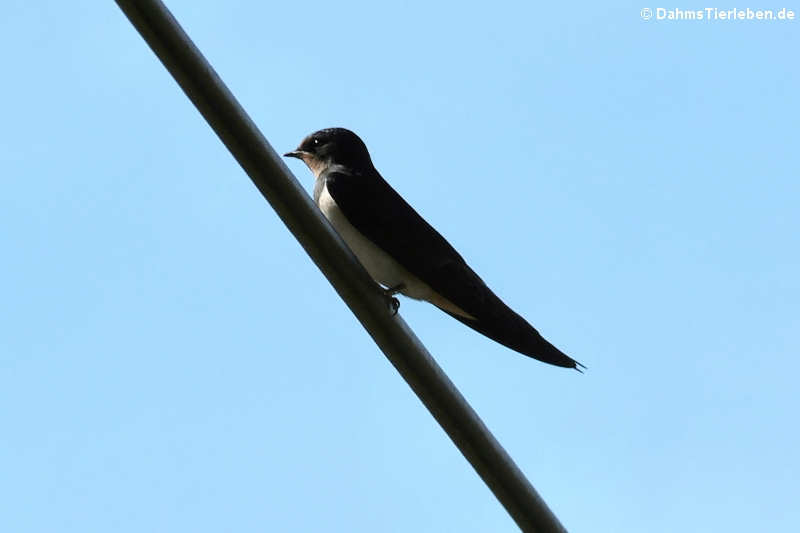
xmin=283 ymin=150 xmax=307 ymax=159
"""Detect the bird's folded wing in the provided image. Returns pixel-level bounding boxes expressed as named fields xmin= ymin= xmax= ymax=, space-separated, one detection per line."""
xmin=325 ymin=170 xmax=579 ymax=368
xmin=324 ymin=170 xmax=489 ymax=316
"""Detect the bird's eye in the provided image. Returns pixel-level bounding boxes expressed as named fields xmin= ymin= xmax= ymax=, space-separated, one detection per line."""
xmin=312 ymin=138 xmax=320 ymax=145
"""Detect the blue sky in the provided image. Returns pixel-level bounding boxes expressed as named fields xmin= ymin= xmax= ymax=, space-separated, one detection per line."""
xmin=2 ymin=1 xmax=798 ymax=531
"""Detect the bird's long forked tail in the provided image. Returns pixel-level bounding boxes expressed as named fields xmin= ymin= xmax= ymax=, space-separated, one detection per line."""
xmin=440 ymin=307 xmax=585 ymax=371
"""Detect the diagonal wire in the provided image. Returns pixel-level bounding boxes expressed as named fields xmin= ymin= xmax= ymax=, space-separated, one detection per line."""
xmin=113 ymin=1 xmax=569 ymax=531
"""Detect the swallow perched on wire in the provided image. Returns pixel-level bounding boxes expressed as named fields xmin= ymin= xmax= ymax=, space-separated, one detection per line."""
xmin=285 ymin=128 xmax=582 ymax=370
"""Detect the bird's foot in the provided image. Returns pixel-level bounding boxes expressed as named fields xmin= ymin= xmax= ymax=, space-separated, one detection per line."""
xmin=382 ymin=283 xmax=405 ymax=316
xmin=387 ymin=297 xmax=400 ymax=316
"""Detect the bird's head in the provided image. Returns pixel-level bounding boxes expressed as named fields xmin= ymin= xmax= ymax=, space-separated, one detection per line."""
xmin=284 ymin=128 xmax=373 ymax=177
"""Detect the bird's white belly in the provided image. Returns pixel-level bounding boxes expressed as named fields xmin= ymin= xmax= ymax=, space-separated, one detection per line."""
xmin=317 ymin=183 xmax=474 ymax=319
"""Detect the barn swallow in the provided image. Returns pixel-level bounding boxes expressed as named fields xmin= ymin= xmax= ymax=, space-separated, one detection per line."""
xmin=285 ymin=128 xmax=582 ymax=370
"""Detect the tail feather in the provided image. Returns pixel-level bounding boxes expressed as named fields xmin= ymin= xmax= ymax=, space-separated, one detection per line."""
xmin=440 ymin=305 xmax=582 ymax=370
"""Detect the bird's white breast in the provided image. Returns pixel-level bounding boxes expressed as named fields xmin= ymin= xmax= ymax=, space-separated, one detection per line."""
xmin=317 ymin=181 xmax=474 ymax=319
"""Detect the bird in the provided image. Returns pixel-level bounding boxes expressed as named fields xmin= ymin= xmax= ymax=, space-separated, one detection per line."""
xmin=285 ymin=128 xmax=582 ymax=370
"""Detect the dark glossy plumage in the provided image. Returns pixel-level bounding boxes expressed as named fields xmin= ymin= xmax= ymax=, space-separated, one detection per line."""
xmin=287 ymin=128 xmax=582 ymax=370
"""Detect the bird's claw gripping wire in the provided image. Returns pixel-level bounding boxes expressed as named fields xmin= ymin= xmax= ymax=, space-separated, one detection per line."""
xmin=383 ymin=283 xmax=405 ymax=316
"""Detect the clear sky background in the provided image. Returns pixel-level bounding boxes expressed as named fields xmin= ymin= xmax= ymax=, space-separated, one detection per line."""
xmin=2 ymin=2 xmax=798 ymax=532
